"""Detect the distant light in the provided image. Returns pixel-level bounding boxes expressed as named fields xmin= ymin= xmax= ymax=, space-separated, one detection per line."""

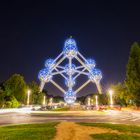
xmin=95 ymin=95 xmax=98 ymax=107
xmin=42 ymin=96 xmax=46 ymax=106
xmin=108 ymin=89 xmax=113 ymax=107
xmin=27 ymin=90 xmax=31 ymax=106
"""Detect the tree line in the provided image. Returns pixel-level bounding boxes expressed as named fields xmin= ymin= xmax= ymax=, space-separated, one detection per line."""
xmin=0 ymin=74 xmax=47 ymax=108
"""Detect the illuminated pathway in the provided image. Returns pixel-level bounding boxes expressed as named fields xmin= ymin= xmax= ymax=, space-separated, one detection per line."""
xmin=0 ymin=110 xmax=140 ymax=125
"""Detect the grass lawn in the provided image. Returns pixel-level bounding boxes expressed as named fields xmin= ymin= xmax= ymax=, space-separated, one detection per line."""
xmin=0 ymin=122 xmax=58 ymax=140
xmin=91 ymin=133 xmax=140 ymax=140
xmin=79 ymin=123 xmax=140 ymax=140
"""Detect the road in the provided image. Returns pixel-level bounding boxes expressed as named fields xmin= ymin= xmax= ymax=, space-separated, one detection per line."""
xmin=0 ymin=110 xmax=140 ymax=125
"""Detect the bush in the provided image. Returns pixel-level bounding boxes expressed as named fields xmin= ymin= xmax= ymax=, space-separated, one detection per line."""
xmin=5 ymin=96 xmax=20 ymax=108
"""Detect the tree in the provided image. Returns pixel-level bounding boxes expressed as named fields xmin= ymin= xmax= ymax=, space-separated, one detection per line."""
xmin=110 ymin=83 xmax=128 ymax=106
xmin=0 ymin=87 xmax=5 ymax=108
xmin=125 ymin=42 xmax=140 ymax=106
xmin=4 ymin=74 xmax=27 ymax=103
xmin=28 ymin=81 xmax=45 ymax=105
xmin=4 ymin=96 xmax=20 ymax=108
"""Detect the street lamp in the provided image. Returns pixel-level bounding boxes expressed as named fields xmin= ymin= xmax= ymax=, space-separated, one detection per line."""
xmin=108 ymin=89 xmax=113 ymax=107
xmin=87 ymin=97 xmax=91 ymax=106
xmin=27 ymin=90 xmax=31 ymax=106
xmin=43 ymin=95 xmax=46 ymax=106
xmin=95 ymin=95 xmax=98 ymax=108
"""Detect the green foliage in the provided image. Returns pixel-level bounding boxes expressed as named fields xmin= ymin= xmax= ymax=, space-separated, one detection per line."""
xmin=91 ymin=133 xmax=140 ymax=140
xmin=28 ymin=81 xmax=45 ymax=105
xmin=125 ymin=42 xmax=140 ymax=106
xmin=4 ymin=74 xmax=27 ymax=103
xmin=110 ymin=83 xmax=128 ymax=106
xmin=5 ymin=96 xmax=20 ymax=108
xmin=0 ymin=123 xmax=58 ymax=140
xmin=53 ymin=96 xmax=63 ymax=103
xmin=79 ymin=123 xmax=140 ymax=133
xmin=0 ymin=87 xmax=5 ymax=108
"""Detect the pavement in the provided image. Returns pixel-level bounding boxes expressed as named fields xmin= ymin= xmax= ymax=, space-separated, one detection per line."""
xmin=0 ymin=109 xmax=140 ymax=125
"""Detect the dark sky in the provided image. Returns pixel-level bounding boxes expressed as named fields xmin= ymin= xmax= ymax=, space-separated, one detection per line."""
xmin=0 ymin=0 xmax=140 ymax=96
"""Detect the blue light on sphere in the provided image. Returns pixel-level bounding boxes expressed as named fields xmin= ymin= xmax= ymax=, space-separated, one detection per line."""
xmin=88 ymin=68 xmax=102 ymax=82
xmin=86 ymin=58 xmax=96 ymax=68
xmin=92 ymin=69 xmax=102 ymax=77
xmin=63 ymin=38 xmax=78 ymax=57
xmin=64 ymin=90 xmax=76 ymax=104
xmin=45 ymin=58 xmax=55 ymax=68
xmin=64 ymin=38 xmax=77 ymax=47
xmin=38 ymin=68 xmax=52 ymax=82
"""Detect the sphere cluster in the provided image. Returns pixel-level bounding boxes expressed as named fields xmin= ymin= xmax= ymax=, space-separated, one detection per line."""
xmin=64 ymin=64 xmax=76 ymax=75
xmin=64 ymin=90 xmax=76 ymax=104
xmin=63 ymin=38 xmax=78 ymax=58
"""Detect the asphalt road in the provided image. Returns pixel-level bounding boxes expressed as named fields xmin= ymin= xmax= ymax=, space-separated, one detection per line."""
xmin=0 ymin=110 xmax=140 ymax=125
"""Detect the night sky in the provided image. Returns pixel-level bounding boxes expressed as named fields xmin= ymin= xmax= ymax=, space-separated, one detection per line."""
xmin=0 ymin=1 xmax=140 ymax=96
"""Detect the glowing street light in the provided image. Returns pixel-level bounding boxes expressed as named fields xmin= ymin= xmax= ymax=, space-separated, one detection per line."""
xmin=109 ymin=89 xmax=113 ymax=107
xmin=42 ymin=95 xmax=46 ymax=106
xmin=95 ymin=95 xmax=98 ymax=108
xmin=87 ymin=97 xmax=91 ymax=106
xmin=27 ymin=90 xmax=31 ymax=106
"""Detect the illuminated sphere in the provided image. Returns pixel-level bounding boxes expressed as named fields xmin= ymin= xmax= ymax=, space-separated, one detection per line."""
xmin=38 ymin=68 xmax=52 ymax=82
xmin=64 ymin=90 xmax=76 ymax=104
xmin=86 ymin=58 xmax=96 ymax=68
xmin=65 ymin=64 xmax=76 ymax=75
xmin=63 ymin=38 xmax=78 ymax=58
xmin=45 ymin=58 xmax=55 ymax=68
xmin=65 ymin=79 xmax=76 ymax=88
xmin=88 ymin=69 xmax=102 ymax=82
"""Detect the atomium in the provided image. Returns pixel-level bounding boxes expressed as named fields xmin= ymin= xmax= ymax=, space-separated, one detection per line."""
xmin=38 ymin=37 xmax=102 ymax=104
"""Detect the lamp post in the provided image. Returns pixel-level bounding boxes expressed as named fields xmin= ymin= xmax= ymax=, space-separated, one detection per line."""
xmin=87 ymin=97 xmax=91 ymax=106
xmin=43 ymin=95 xmax=46 ymax=106
xmin=27 ymin=90 xmax=31 ymax=106
xmin=109 ymin=89 xmax=113 ymax=107
xmin=95 ymin=95 xmax=98 ymax=108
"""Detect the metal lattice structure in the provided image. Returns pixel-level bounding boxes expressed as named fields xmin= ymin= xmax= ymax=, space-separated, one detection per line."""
xmin=38 ymin=37 xmax=102 ymax=104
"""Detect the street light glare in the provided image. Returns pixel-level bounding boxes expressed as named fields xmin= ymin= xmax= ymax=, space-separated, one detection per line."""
xmin=27 ymin=89 xmax=31 ymax=106
xmin=28 ymin=90 xmax=31 ymax=94
xmin=109 ymin=89 xmax=113 ymax=94
xmin=108 ymin=89 xmax=113 ymax=107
